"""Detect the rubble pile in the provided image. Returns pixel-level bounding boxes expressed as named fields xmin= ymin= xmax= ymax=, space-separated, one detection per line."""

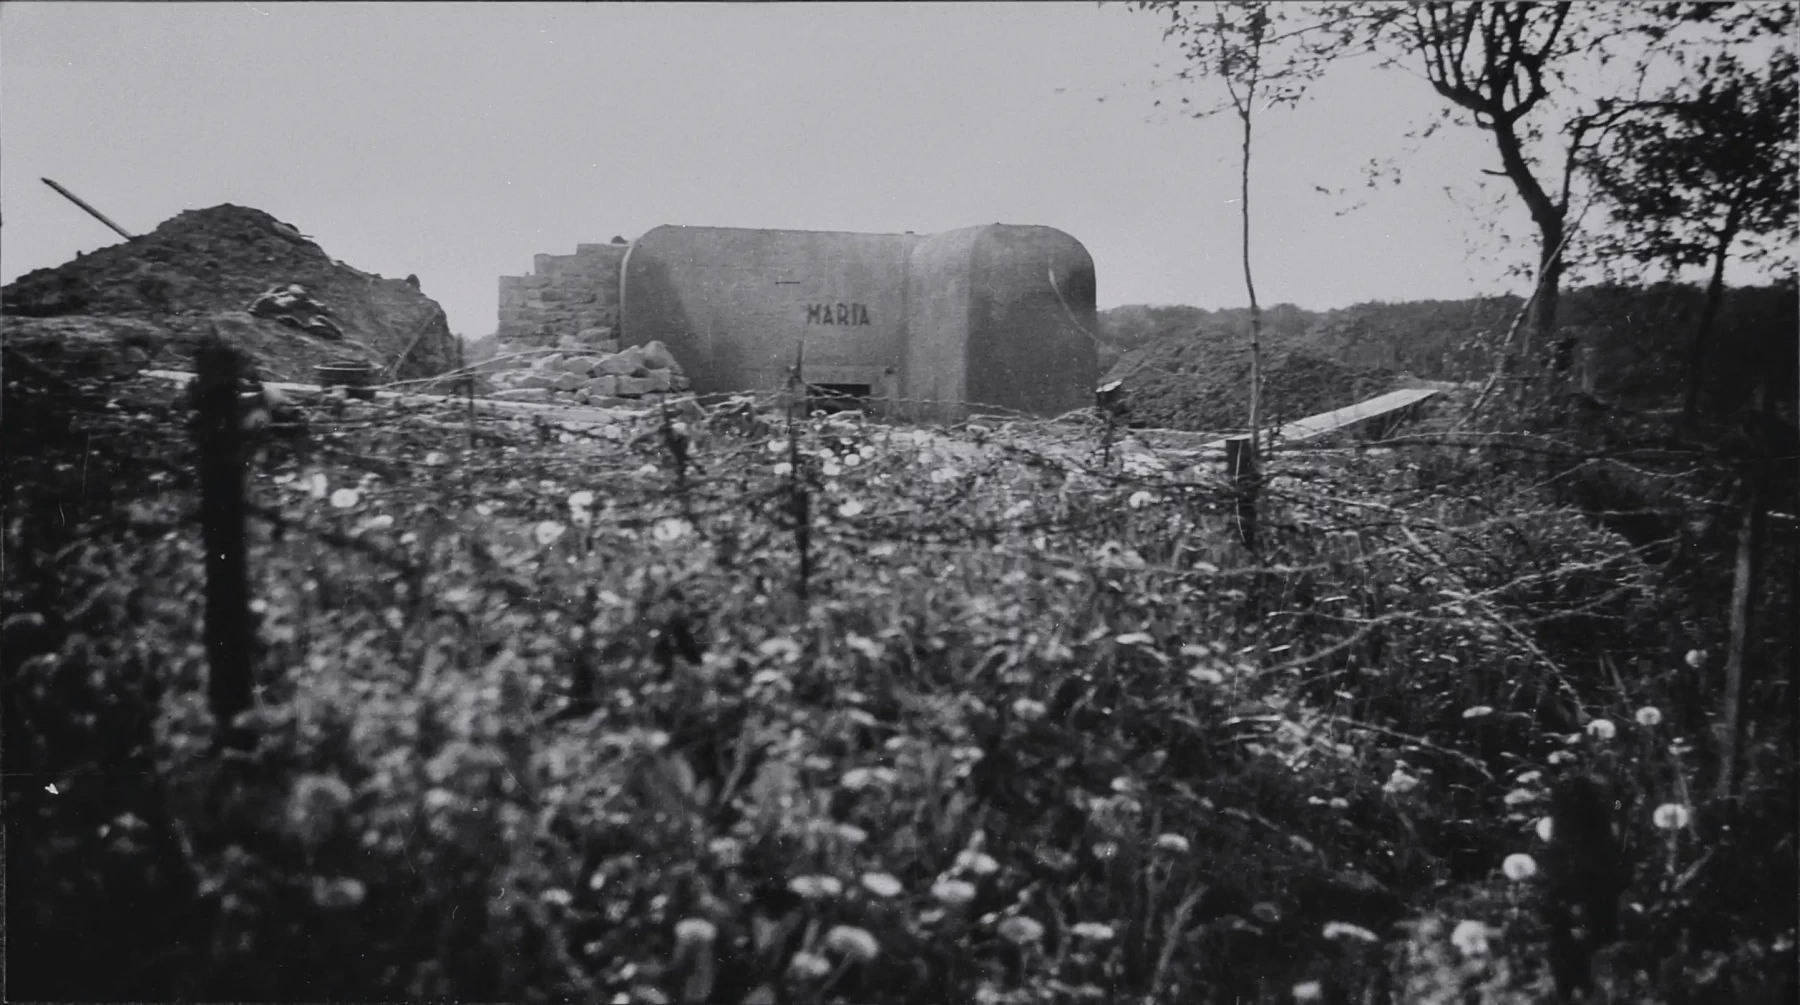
xmin=2 ymin=204 xmax=458 ymax=382
xmin=484 ymin=339 xmax=690 ymax=406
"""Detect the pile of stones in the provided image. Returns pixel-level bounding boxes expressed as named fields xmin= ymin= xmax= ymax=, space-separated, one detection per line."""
xmin=485 ymin=339 xmax=690 ymax=406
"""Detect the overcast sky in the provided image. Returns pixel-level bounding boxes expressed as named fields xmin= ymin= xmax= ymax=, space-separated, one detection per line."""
xmin=0 ymin=2 xmax=1760 ymax=338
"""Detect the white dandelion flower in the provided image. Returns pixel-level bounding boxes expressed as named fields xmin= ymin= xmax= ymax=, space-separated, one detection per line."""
xmin=997 ymin=915 xmax=1045 ymax=944
xmin=1321 ymin=921 xmax=1380 ymax=943
xmin=788 ymin=875 xmax=843 ymax=900
xmin=1450 ymin=919 xmax=1493 ymax=958
xmin=823 ymin=925 xmax=879 ymax=962
xmin=1652 ymin=803 xmax=1692 ymax=830
xmin=1502 ymin=853 xmax=1538 ymax=881
xmin=534 ymin=520 xmax=566 ymax=546
xmin=931 ymin=878 xmax=977 ymax=905
xmin=651 ymin=517 xmax=691 ymax=542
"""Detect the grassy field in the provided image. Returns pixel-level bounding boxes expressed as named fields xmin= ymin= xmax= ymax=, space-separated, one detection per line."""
xmin=5 ymin=352 xmax=1793 ymax=1003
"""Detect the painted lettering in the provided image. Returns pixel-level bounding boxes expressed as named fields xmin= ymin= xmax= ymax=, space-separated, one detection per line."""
xmin=803 ymin=302 xmax=873 ymax=325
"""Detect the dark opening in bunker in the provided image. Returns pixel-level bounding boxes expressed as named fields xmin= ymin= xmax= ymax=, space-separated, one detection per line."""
xmin=807 ymin=383 xmax=872 ymax=413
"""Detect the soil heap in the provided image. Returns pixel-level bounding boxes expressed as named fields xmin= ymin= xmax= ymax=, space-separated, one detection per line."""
xmin=3 ymin=204 xmax=458 ymax=382
xmin=1104 ymin=323 xmax=1397 ymax=433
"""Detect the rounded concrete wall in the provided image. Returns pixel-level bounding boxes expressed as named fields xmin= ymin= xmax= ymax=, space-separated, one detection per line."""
xmin=964 ymin=225 xmax=1098 ymax=417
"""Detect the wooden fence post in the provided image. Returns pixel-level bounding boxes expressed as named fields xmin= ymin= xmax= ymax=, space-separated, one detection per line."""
xmin=1225 ymin=435 xmax=1259 ymax=551
xmin=192 ymin=337 xmax=256 ymax=750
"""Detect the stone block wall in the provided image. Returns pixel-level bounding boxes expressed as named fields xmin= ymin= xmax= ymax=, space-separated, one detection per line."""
xmin=496 ymin=240 xmax=627 ymax=349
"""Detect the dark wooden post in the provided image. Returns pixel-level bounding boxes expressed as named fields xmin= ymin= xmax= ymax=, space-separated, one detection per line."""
xmin=1225 ymin=435 xmax=1259 ymax=551
xmin=192 ymin=337 xmax=256 ymax=750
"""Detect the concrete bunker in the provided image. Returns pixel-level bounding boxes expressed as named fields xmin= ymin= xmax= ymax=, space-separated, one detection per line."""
xmin=504 ymin=223 xmax=1098 ymax=420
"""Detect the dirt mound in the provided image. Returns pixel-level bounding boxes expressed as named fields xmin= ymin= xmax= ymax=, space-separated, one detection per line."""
xmin=1105 ymin=324 xmax=1397 ymax=433
xmin=2 ymin=204 xmax=457 ymax=382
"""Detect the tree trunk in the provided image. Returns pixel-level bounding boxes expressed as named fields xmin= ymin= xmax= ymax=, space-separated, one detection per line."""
xmin=1239 ymin=107 xmax=1263 ymax=456
xmin=1490 ymin=117 xmax=1568 ymax=387
xmin=1234 ymin=85 xmax=1264 ymax=553
xmin=1684 ymin=209 xmax=1741 ymax=426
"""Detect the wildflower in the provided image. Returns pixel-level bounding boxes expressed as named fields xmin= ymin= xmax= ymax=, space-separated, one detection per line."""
xmin=329 ymin=487 xmax=361 ymax=509
xmin=1502 ymin=853 xmax=1538 ymax=881
xmin=540 ymin=888 xmax=573 ymax=908
xmin=1328 ymin=797 xmax=1349 ymax=810
xmin=1252 ymin=901 xmax=1283 ymax=924
xmin=1635 ymin=706 xmax=1663 ymax=727
xmin=1652 ymin=803 xmax=1692 ymax=830
xmin=1154 ymin=833 xmax=1191 ymax=854
xmin=1503 ymin=788 xmax=1537 ymax=806
xmin=568 ymin=489 xmax=595 ymax=515
xmin=310 ymin=876 xmax=367 ymax=909
xmin=955 ymin=850 xmax=1000 ymax=876
xmin=1516 ymin=771 xmax=1543 ymax=785
xmin=1321 ymin=921 xmax=1379 ymax=943
xmin=364 ymin=514 xmax=395 ymax=532
xmin=1383 ymin=768 xmax=1420 ymax=795
xmin=308 ymin=472 xmax=329 ymax=499
xmin=1585 ymin=719 xmax=1617 ymax=741
xmin=708 ymin=836 xmax=742 ymax=866
xmin=1071 ymin=921 xmax=1116 ymax=941
xmin=837 ymin=499 xmax=866 ymax=518
xmin=823 ymin=925 xmax=880 ymax=962
xmin=1128 ymin=490 xmax=1155 ymax=509
xmin=534 ymin=520 xmax=566 ymax=546
xmin=931 ymin=878 xmax=977 ymax=905
xmin=651 ymin=518 xmax=691 ymax=543
xmin=424 ymin=451 xmax=448 ymax=466
xmin=288 ymin=773 xmax=354 ymax=840
xmin=767 ymin=439 xmax=789 ymax=455
xmin=1685 ymin=649 xmax=1704 ymax=669
xmin=1462 ymin=705 xmax=1495 ymax=719
xmin=1091 ymin=841 xmax=1119 ymax=861
xmin=860 ymin=872 xmax=903 ymax=897
xmin=821 ymin=461 xmax=842 ymax=478
xmin=786 ymin=951 xmax=832 ymax=980
xmin=788 ymin=875 xmax=843 ymax=900
xmin=1546 ymin=750 xmax=1575 ymax=765
xmin=1450 ymin=920 xmax=1493 ymax=958
xmin=772 ymin=462 xmax=793 ymax=477
xmin=840 ymin=766 xmax=895 ymax=790
xmin=675 ymin=918 xmax=718 ymax=945
xmin=1011 ymin=697 xmax=1048 ymax=721
xmin=1535 ymin=817 xmax=1554 ymax=842
xmin=1293 ymin=981 xmax=1325 ymax=1003
xmin=997 ymin=915 xmax=1046 ymax=944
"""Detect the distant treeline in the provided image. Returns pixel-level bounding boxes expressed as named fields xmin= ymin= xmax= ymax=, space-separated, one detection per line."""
xmin=1099 ymin=282 xmax=1797 ymax=413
